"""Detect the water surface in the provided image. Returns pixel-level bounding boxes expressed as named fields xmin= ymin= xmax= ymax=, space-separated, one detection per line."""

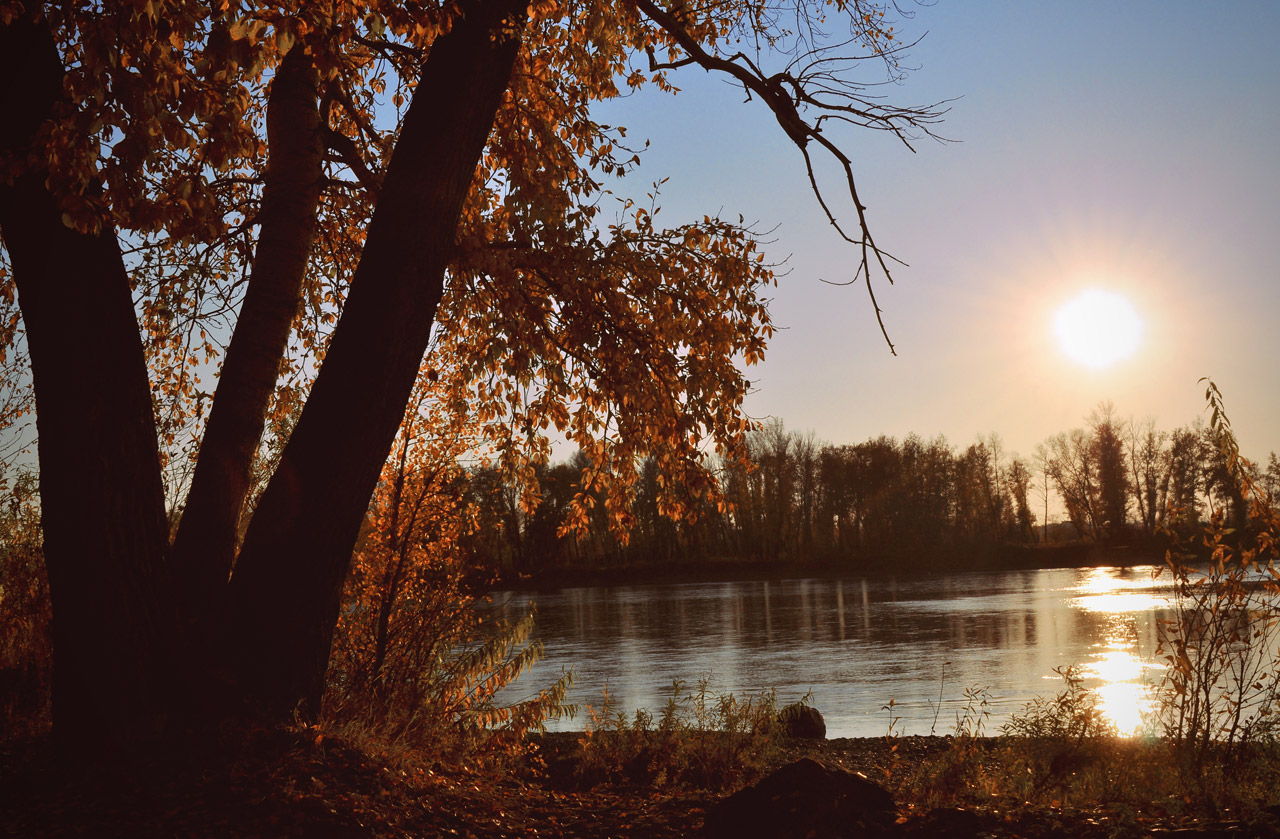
xmin=496 ymin=566 xmax=1173 ymax=738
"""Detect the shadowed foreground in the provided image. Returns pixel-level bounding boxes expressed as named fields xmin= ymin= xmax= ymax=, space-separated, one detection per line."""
xmin=6 ymin=728 xmax=1280 ymax=838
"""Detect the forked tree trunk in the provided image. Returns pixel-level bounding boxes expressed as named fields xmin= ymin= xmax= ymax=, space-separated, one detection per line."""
xmin=171 ymin=42 xmax=325 ymax=626
xmin=0 ymin=15 xmax=183 ymax=755
xmin=224 ymin=0 xmax=530 ymax=719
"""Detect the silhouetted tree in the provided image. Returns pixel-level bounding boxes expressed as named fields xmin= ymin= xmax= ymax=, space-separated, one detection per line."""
xmin=1203 ymin=425 xmax=1249 ymax=532
xmin=1264 ymin=453 xmax=1280 ymax=505
xmin=2 ymin=0 xmax=939 ymax=755
xmin=1126 ymin=418 xmax=1170 ymax=537
xmin=1166 ymin=425 xmax=1207 ymax=530
xmin=1090 ymin=403 xmax=1130 ymax=543
xmin=1007 ymin=457 xmax=1037 ymax=543
xmin=1045 ymin=429 xmax=1100 ymax=540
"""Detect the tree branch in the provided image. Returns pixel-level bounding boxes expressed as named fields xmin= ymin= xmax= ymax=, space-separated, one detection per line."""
xmin=324 ymin=126 xmax=383 ymax=199
xmin=631 ymin=0 xmax=948 ymax=354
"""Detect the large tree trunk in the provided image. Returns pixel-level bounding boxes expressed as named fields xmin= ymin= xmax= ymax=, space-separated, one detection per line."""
xmin=4 ymin=0 xmax=530 ymax=747
xmin=0 ymin=14 xmax=182 ymax=754
xmin=224 ymin=0 xmax=530 ymax=719
xmin=171 ymin=42 xmax=325 ymax=625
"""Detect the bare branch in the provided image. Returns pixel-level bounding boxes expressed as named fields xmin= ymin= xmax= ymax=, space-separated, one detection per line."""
xmin=630 ymin=0 xmax=949 ymax=354
xmin=323 ymin=127 xmax=383 ymax=199
xmin=352 ymin=33 xmax=421 ymax=61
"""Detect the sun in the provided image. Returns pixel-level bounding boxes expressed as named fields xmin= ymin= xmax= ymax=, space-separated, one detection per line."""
xmin=1054 ymin=289 xmax=1143 ymax=368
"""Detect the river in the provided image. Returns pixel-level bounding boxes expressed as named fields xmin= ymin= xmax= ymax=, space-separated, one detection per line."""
xmin=494 ymin=565 xmax=1176 ymax=738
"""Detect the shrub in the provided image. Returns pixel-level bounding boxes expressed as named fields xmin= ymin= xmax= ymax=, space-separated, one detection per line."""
xmin=0 ymin=468 xmax=50 ymax=740
xmin=1000 ymin=666 xmax=1117 ymax=800
xmin=1154 ymin=382 xmax=1280 ymax=783
xmin=1003 ymin=665 xmax=1114 ymax=742
xmin=904 ymin=685 xmax=991 ymax=806
xmin=574 ymin=678 xmax=784 ymax=790
xmin=322 ymin=382 xmax=573 ymax=769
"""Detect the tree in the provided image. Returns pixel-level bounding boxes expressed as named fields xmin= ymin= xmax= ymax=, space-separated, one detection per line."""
xmin=1264 ymin=453 xmax=1280 ymax=505
xmin=1043 ymin=429 xmax=1100 ymax=541
xmin=1203 ymin=423 xmax=1249 ymax=532
xmin=1125 ymin=417 xmax=1169 ymax=537
xmin=853 ymin=435 xmax=901 ymax=554
xmin=953 ymin=440 xmax=1001 ymax=546
xmin=1089 ymin=403 xmax=1130 ymax=544
xmin=632 ymin=455 xmax=696 ymax=565
xmin=793 ymin=430 xmax=820 ymax=556
xmin=894 ymin=433 xmax=952 ymax=553
xmin=333 ymin=362 xmax=477 ymax=702
xmin=1031 ymin=444 xmax=1053 ymax=543
xmin=326 ymin=365 xmax=571 ymax=756
xmin=816 ymin=443 xmax=861 ymax=556
xmin=467 ymin=464 xmax=529 ymax=574
xmin=0 ymin=467 xmax=47 ymax=736
xmin=0 ymin=0 xmax=940 ymax=756
xmin=1006 ymin=456 xmax=1036 ymax=544
xmin=756 ymin=419 xmax=797 ymax=561
xmin=1166 ymin=424 xmax=1207 ymax=530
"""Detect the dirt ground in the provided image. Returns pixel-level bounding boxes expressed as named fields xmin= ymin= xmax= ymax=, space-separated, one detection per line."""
xmin=3 ymin=730 xmax=1277 ymax=838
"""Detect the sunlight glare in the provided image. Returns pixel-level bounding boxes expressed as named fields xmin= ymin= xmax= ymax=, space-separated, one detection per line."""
xmin=1092 ymin=680 xmax=1155 ymax=737
xmin=1065 ymin=569 xmax=1163 ymax=735
xmin=1054 ymin=289 xmax=1143 ymax=368
xmin=1081 ymin=648 xmax=1161 ymax=736
xmin=1085 ymin=648 xmax=1145 ymax=684
xmin=1071 ymin=568 xmax=1166 ymax=613
xmin=1073 ymin=591 xmax=1165 ymax=613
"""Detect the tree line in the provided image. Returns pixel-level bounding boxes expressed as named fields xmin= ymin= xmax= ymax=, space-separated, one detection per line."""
xmin=457 ymin=404 xmax=1280 ymax=576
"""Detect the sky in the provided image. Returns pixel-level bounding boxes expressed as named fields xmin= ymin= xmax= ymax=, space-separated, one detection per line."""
xmin=588 ymin=0 xmax=1280 ymax=466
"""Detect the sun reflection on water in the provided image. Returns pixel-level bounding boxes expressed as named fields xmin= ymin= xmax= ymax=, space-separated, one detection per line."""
xmin=1065 ymin=568 xmax=1167 ymax=735
xmin=1087 ymin=647 xmax=1145 ymax=683
xmin=1092 ymin=680 xmax=1156 ymax=736
xmin=1072 ymin=567 xmax=1167 ymax=614
xmin=1079 ymin=644 xmax=1160 ymax=735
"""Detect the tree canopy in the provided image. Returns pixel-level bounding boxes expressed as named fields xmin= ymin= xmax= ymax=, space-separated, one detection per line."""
xmin=0 ymin=0 xmax=942 ymax=756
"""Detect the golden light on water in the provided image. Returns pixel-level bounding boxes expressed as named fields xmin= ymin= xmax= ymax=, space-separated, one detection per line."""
xmin=1073 ymin=591 xmax=1165 ymax=614
xmin=1076 ymin=566 xmax=1156 ymax=595
xmin=1086 ymin=647 xmax=1145 ymax=683
xmin=1067 ymin=569 xmax=1167 ymax=735
xmin=1092 ymin=679 xmax=1156 ymax=736
xmin=1072 ymin=567 xmax=1166 ymax=613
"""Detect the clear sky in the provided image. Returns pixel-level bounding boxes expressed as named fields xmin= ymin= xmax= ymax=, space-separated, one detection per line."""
xmin=590 ymin=1 xmax=1280 ymax=465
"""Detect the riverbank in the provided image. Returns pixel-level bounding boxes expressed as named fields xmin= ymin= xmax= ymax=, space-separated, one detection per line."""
xmin=7 ymin=727 xmax=1278 ymax=838
xmin=493 ymin=542 xmax=1166 ymax=592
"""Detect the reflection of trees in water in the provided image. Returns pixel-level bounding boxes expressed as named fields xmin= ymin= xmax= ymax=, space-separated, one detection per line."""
xmin=499 ymin=568 xmax=1185 ymax=735
xmin=530 ymin=572 xmax=1177 ymax=658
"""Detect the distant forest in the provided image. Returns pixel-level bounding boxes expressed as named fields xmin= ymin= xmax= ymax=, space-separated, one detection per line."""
xmin=454 ymin=403 xmax=1280 ymax=577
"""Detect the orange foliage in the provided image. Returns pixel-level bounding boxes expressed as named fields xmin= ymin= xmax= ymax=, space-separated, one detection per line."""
xmin=0 ymin=0 xmax=931 ymax=743
xmin=326 ymin=355 xmax=571 ymax=757
xmin=0 ymin=468 xmax=49 ymax=738
xmin=1 ymin=0 xmax=920 ymax=533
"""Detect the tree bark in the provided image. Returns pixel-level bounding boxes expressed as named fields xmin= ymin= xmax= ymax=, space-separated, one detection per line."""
xmin=171 ymin=42 xmax=325 ymax=625
xmin=0 ymin=13 xmax=181 ymax=754
xmin=225 ymin=0 xmax=530 ymax=719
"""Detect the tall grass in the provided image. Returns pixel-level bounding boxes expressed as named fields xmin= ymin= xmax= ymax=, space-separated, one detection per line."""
xmin=574 ymin=678 xmax=787 ymax=790
xmin=324 ymin=593 xmax=575 ymax=770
